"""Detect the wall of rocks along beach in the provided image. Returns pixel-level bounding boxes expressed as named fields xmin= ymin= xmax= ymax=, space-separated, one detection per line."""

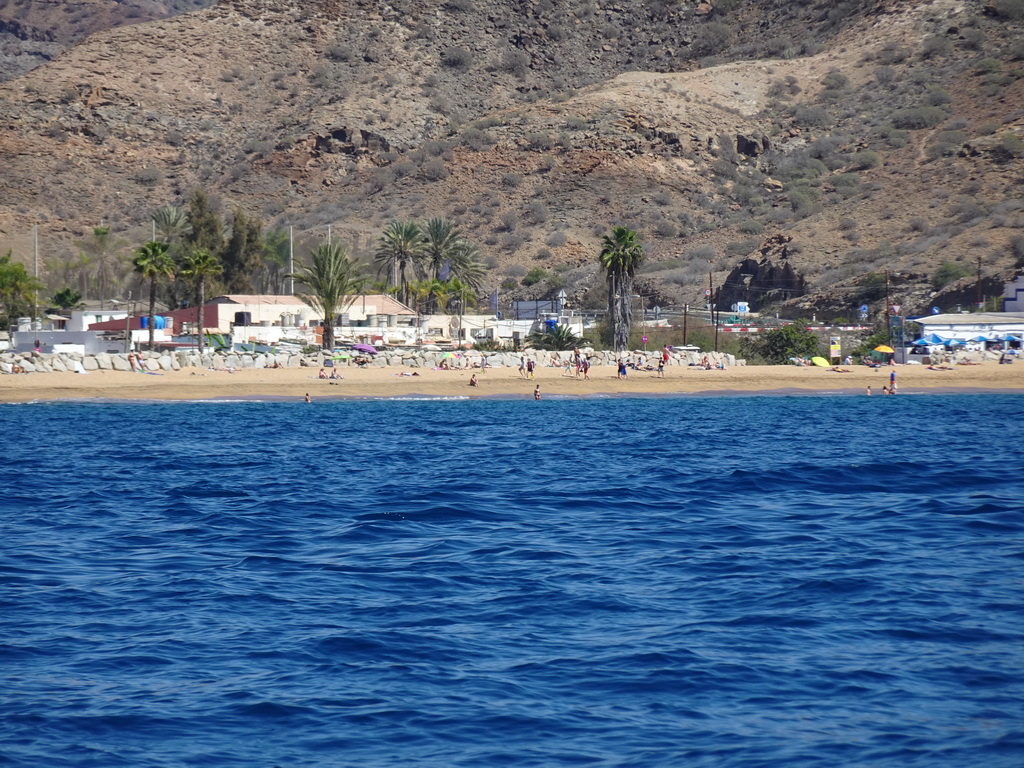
xmin=1 ymin=348 xmax=741 ymax=375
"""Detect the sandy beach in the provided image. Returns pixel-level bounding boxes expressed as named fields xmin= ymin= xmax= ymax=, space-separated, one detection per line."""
xmin=1 ymin=361 xmax=1021 ymax=402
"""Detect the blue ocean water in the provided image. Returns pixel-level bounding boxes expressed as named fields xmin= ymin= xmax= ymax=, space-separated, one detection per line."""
xmin=1 ymin=393 xmax=1022 ymax=768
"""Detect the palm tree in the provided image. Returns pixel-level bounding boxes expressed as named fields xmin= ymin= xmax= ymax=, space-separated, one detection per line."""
xmin=422 ymin=218 xmax=486 ymax=293
xmin=180 ymin=248 xmax=223 ymax=354
xmin=429 ymin=279 xmax=454 ymax=315
xmin=151 ymin=205 xmax=192 ymax=244
xmin=133 ymin=241 xmax=176 ymax=350
xmin=374 ymin=221 xmax=426 ymax=307
xmin=261 ymin=228 xmax=291 ymax=294
xmin=422 ymin=218 xmax=464 ymax=279
xmin=526 ymin=324 xmax=590 ymax=351
xmin=288 ymin=241 xmax=366 ymax=351
xmin=599 ymin=227 xmax=644 ymax=352
xmin=77 ymin=226 xmax=128 ymax=304
xmin=447 ymin=241 xmax=486 ymax=290
xmin=48 ymin=288 xmax=84 ymax=311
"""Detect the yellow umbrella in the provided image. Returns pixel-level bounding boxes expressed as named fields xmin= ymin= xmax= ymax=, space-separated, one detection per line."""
xmin=811 ymin=356 xmax=830 ymax=368
xmin=874 ymin=345 xmax=895 ymax=354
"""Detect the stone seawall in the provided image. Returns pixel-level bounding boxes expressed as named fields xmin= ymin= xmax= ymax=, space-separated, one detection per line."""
xmin=1 ymin=347 xmax=742 ymax=374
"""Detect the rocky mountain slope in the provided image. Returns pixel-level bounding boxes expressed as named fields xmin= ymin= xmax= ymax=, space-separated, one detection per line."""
xmin=0 ymin=0 xmax=1022 ymax=319
xmin=0 ymin=0 xmax=216 ymax=80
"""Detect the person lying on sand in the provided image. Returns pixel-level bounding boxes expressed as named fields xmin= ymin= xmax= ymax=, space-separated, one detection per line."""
xmin=395 ymin=371 xmax=421 ymax=376
xmin=928 ymin=364 xmax=955 ymax=370
xmin=829 ymin=366 xmax=852 ymax=373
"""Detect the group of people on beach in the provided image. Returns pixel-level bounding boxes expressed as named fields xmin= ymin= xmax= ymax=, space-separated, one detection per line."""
xmin=616 ymin=348 xmax=673 ymax=379
xmin=317 ymin=367 xmax=343 ymax=380
xmin=866 ymin=370 xmax=898 ymax=395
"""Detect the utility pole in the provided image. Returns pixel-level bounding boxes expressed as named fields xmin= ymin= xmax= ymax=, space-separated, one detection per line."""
xmin=976 ymin=255 xmax=983 ymax=311
xmin=683 ymin=303 xmax=689 ymax=346
xmin=288 ymin=225 xmax=294 ymax=296
xmin=708 ymin=263 xmax=718 ymax=353
xmin=884 ymin=268 xmax=892 ymax=346
xmin=32 ymin=224 xmax=39 ymax=321
xmin=714 ymin=297 xmax=719 ymax=353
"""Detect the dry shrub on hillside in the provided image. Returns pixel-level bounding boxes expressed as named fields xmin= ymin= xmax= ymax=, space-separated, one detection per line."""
xmin=991 ymin=0 xmax=1024 ymax=20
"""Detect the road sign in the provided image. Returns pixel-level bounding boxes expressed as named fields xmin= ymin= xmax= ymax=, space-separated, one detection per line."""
xmin=891 ymin=304 xmax=901 ymax=315
xmin=641 ymin=335 xmax=648 ymax=344
xmin=704 ymin=289 xmax=712 ymax=297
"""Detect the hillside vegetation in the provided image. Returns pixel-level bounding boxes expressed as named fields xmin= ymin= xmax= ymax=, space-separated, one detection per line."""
xmin=0 ymin=0 xmax=1021 ymax=320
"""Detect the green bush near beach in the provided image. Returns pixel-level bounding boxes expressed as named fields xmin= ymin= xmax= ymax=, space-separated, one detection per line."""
xmin=740 ymin=325 xmax=820 ymax=364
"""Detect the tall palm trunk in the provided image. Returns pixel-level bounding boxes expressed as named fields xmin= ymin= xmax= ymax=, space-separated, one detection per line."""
xmin=196 ymin=277 xmax=206 ymax=354
xmin=148 ymin=277 xmax=158 ymax=350
xmin=619 ymin=274 xmax=633 ymax=352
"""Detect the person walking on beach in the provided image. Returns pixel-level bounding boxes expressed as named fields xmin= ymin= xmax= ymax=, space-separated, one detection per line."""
xmin=534 ymin=384 xmax=541 ymax=400
xmin=617 ymin=359 xmax=627 ymax=379
xmin=889 ymin=370 xmax=897 ymax=393
xmin=657 ymin=357 xmax=665 ymax=377
xmin=518 ymin=355 xmax=527 ymax=379
xmin=527 ymin=358 xmax=535 ymax=380
xmin=582 ymin=356 xmax=591 ymax=380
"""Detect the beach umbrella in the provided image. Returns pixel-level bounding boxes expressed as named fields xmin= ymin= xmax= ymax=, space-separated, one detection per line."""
xmin=910 ymin=338 xmax=932 ymax=346
xmin=811 ymin=356 xmax=830 ymax=367
xmin=969 ymin=335 xmax=991 ymax=343
xmin=1003 ymin=334 xmax=1021 ymax=342
xmin=874 ymin=345 xmax=895 ymax=354
xmin=944 ymin=338 xmax=962 ymax=347
xmin=351 ymin=343 xmax=377 ymax=355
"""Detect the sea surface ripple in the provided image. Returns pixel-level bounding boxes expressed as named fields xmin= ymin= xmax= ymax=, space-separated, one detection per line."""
xmin=1 ymin=394 xmax=1022 ymax=767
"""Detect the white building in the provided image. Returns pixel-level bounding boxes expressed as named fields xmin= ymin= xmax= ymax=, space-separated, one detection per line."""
xmin=1003 ymin=275 xmax=1024 ymax=312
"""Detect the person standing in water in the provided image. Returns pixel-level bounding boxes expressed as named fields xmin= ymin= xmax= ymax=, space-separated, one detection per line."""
xmin=304 ymin=393 xmax=312 ymax=403
xmin=534 ymin=385 xmax=541 ymax=400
